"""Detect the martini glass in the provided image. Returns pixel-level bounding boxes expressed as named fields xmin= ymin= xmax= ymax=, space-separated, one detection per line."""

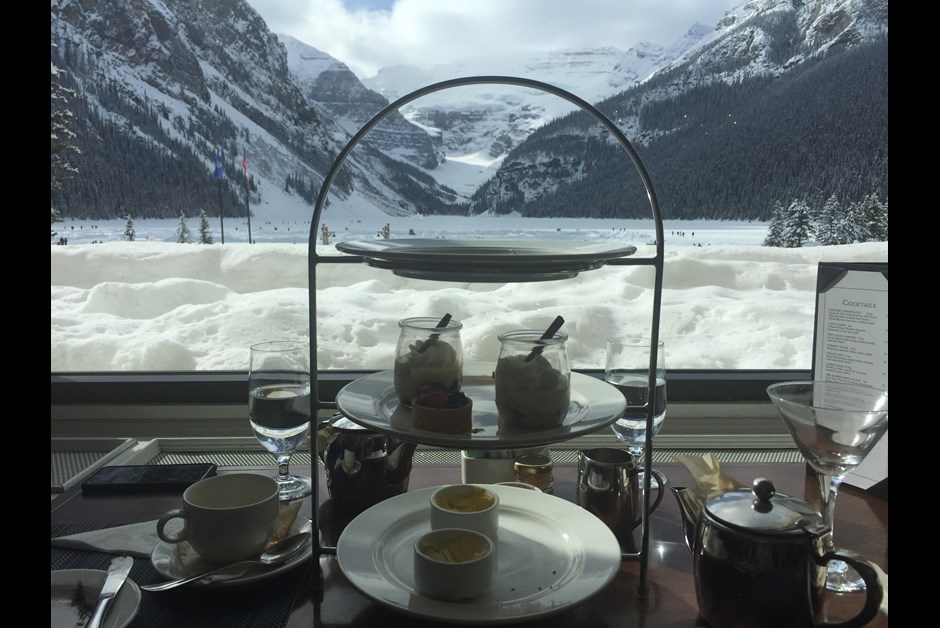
xmin=766 ymin=380 xmax=888 ymax=593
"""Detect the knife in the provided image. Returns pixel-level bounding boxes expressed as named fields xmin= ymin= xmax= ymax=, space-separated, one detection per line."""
xmin=86 ymin=555 xmax=133 ymax=628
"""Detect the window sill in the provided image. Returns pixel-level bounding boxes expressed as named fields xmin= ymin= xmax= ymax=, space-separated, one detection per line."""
xmin=51 ymin=370 xmax=806 ymax=447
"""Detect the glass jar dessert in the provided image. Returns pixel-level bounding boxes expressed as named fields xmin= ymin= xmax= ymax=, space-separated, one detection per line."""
xmin=393 ymin=316 xmax=464 ymax=406
xmin=494 ymin=329 xmax=571 ymax=431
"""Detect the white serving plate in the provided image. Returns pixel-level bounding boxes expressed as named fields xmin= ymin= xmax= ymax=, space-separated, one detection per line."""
xmin=336 ymin=484 xmax=622 ymax=625
xmin=334 ymin=238 xmax=637 ymax=265
xmin=334 ymin=239 xmax=637 ymax=282
xmin=335 ymin=362 xmax=626 ymax=449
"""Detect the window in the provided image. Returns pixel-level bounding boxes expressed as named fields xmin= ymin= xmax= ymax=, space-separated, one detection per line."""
xmin=51 ymin=1 xmax=886 ymax=441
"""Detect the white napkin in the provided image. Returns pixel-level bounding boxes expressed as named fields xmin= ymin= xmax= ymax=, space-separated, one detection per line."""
xmin=51 ymin=519 xmax=182 ymax=558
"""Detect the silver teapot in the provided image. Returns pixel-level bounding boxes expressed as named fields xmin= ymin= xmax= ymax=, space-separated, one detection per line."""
xmin=673 ymin=478 xmax=883 ymax=628
xmin=317 ymin=413 xmax=417 ymax=514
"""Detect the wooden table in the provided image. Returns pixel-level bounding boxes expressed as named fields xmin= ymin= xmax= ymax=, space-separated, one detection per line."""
xmin=51 ymin=459 xmax=888 ymax=627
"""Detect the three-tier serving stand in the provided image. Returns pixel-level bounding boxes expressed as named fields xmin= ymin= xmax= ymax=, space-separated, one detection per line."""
xmin=308 ymin=77 xmax=665 ymax=598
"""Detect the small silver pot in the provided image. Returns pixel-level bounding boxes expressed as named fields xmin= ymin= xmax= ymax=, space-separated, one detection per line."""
xmin=317 ymin=413 xmax=417 ymax=514
xmin=673 ymin=477 xmax=883 ymax=628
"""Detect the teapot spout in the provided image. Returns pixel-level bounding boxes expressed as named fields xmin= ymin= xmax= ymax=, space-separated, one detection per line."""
xmin=671 ymin=486 xmax=702 ymax=552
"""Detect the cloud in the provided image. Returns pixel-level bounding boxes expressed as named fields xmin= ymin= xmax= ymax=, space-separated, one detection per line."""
xmin=247 ymin=0 xmax=740 ymax=78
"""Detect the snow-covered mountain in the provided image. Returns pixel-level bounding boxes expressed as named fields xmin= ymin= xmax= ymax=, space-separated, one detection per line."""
xmin=357 ymin=31 xmax=709 ymax=182
xmin=468 ymin=0 xmax=888 ymax=219
xmin=50 ymin=0 xmax=716 ymax=221
xmin=270 ymin=25 xmax=715 ymax=198
xmin=280 ymin=34 xmax=443 ymax=171
xmin=50 ymin=0 xmax=886 ymax=225
xmin=50 ymin=0 xmax=458 ymax=224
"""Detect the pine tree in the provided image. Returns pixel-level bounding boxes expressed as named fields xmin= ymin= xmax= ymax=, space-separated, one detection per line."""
xmin=198 ymin=209 xmax=214 ymax=244
xmin=123 ymin=215 xmax=136 ymax=241
xmin=51 ymin=65 xmax=78 ymax=184
xmin=883 ymin=198 xmax=888 ymax=241
xmin=780 ymin=199 xmax=814 ymax=248
xmin=762 ymin=201 xmax=786 ymax=247
xmin=859 ymin=193 xmax=887 ymax=241
xmin=51 ymin=207 xmax=62 ymax=239
xmin=176 ymin=212 xmax=192 ymax=243
xmin=815 ymin=194 xmax=843 ymax=245
xmin=51 ymin=45 xmax=80 ymax=224
xmin=840 ymin=200 xmax=865 ymax=244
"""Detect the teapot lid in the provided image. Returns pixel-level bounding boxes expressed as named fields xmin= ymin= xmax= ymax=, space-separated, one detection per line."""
xmin=324 ymin=413 xmax=371 ymax=432
xmin=704 ymin=478 xmax=829 ymax=536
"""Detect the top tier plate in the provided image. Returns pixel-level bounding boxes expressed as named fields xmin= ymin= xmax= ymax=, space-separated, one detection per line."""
xmin=334 ymin=363 xmax=627 ymax=449
xmin=333 ymin=239 xmax=637 ymax=282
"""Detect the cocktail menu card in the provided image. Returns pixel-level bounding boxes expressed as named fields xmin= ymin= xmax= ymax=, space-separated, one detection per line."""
xmin=812 ymin=262 xmax=888 ymax=494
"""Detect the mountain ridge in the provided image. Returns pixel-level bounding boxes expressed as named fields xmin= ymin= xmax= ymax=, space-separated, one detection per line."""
xmin=467 ymin=0 xmax=888 ymax=219
xmin=50 ymin=0 xmax=887 ymax=224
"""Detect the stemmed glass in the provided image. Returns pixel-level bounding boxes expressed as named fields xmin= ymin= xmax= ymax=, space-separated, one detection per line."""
xmin=248 ymin=341 xmax=314 ymax=501
xmin=604 ymin=337 xmax=666 ymax=482
xmin=766 ymin=380 xmax=888 ymax=593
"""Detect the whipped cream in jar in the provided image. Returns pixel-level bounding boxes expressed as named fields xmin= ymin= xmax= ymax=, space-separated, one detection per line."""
xmin=494 ymin=329 xmax=571 ymax=431
xmin=393 ymin=316 xmax=464 ymax=406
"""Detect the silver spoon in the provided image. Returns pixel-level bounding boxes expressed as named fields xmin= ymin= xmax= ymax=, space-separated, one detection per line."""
xmin=141 ymin=530 xmax=310 ymax=591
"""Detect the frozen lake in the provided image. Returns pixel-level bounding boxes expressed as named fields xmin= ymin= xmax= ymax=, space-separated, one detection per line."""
xmin=53 ymin=215 xmax=769 ymax=248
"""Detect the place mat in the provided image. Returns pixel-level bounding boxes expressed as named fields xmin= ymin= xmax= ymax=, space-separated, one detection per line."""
xmin=51 ymin=524 xmax=312 ymax=628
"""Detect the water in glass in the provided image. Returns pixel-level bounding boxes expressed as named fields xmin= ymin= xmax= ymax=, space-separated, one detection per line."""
xmin=607 ymin=374 xmax=667 ymax=447
xmin=249 ymin=382 xmax=311 ymax=454
xmin=604 ymin=337 xmax=666 ymax=465
xmin=248 ymin=340 xmax=313 ymax=501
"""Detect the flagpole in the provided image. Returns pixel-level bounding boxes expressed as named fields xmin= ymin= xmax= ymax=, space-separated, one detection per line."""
xmin=215 ymin=148 xmax=225 ymax=244
xmin=217 ymin=179 xmax=225 ymax=244
xmin=243 ymin=149 xmax=253 ymax=244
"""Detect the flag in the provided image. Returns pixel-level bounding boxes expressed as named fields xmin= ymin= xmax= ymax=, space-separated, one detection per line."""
xmin=214 ymin=149 xmax=224 ymax=180
xmin=242 ymin=149 xmax=248 ymax=184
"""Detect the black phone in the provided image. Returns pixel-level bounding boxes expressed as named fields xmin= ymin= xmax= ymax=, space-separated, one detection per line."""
xmin=81 ymin=463 xmax=217 ymax=495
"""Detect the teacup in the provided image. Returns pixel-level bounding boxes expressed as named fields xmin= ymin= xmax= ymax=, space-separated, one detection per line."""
xmin=156 ymin=473 xmax=280 ymax=563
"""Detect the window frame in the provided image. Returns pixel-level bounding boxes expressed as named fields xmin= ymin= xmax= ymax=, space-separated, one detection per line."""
xmin=51 ymin=369 xmax=809 ymax=448
xmin=51 ymin=369 xmax=808 ymax=405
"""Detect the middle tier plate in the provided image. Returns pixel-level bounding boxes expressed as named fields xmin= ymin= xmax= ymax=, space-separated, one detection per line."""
xmin=334 ymin=362 xmax=627 ymax=448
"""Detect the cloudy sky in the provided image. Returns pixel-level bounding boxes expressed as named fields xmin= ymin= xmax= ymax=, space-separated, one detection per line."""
xmin=246 ymin=0 xmax=743 ymax=78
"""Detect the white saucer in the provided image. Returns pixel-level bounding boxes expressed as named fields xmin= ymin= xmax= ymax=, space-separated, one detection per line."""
xmin=150 ymin=518 xmax=313 ymax=589
xmin=51 ymin=569 xmax=141 ymax=628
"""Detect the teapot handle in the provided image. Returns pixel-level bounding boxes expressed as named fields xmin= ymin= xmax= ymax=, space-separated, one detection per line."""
xmin=315 ymin=421 xmax=341 ymax=463
xmin=816 ymin=549 xmax=884 ymax=628
xmin=647 ymin=469 xmax=667 ymax=514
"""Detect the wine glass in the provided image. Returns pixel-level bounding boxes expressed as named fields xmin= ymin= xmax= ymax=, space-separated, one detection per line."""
xmin=766 ymin=380 xmax=888 ymax=593
xmin=604 ymin=337 xmax=666 ymax=482
xmin=248 ymin=341 xmax=314 ymax=501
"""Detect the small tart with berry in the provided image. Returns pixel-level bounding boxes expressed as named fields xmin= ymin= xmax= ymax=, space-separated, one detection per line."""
xmin=411 ymin=383 xmax=473 ymax=434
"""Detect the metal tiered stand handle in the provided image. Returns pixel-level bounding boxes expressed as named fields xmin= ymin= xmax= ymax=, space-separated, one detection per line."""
xmin=308 ymin=76 xmax=665 ymax=598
